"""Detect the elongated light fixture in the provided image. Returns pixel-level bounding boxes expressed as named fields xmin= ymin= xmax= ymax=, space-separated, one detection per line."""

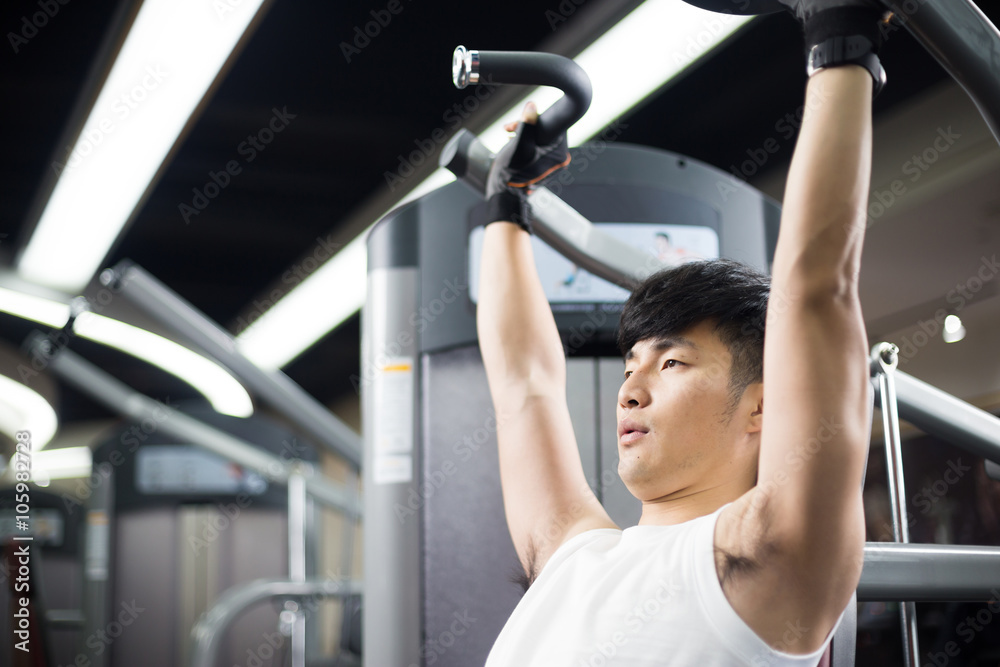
xmin=0 ymin=286 xmax=253 ymax=417
xmin=22 ymin=446 xmax=93 ymax=484
xmin=0 ymin=374 xmax=59 ymax=450
xmin=237 ymin=2 xmax=753 ymax=370
xmin=17 ymin=0 xmax=269 ymax=292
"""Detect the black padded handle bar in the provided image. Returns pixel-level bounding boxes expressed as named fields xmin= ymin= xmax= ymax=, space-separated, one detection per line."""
xmin=452 ymin=46 xmax=592 ymax=145
xmin=441 ymin=46 xmax=592 ymax=192
xmin=677 ymin=0 xmax=1000 ymax=146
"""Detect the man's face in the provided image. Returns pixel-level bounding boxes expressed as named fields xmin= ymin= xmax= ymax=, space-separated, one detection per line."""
xmin=617 ymin=320 xmax=758 ymax=501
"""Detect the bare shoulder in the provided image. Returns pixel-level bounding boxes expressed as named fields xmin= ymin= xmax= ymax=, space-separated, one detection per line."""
xmin=714 ymin=488 xmax=864 ymax=654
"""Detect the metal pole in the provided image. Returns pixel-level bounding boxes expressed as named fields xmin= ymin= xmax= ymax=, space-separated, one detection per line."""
xmin=29 ymin=335 xmax=362 ymax=519
xmin=101 ymin=262 xmax=362 ymax=469
xmin=288 ymin=469 xmax=307 ymax=667
xmin=896 ymin=0 xmax=1000 ymax=147
xmin=188 ymin=577 xmax=363 ymax=667
xmin=891 ymin=369 xmax=1000 ymax=464
xmin=871 ymin=343 xmax=920 ymax=667
xmin=860 ymin=542 xmax=1000 ymax=601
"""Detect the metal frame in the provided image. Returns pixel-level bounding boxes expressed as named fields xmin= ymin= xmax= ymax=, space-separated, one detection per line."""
xmin=100 ymin=261 xmax=362 ymax=470
xmin=27 ymin=336 xmax=362 ymax=519
xmin=871 ymin=343 xmax=919 ymax=667
xmin=188 ymin=577 xmax=363 ymax=667
xmin=865 ymin=341 xmax=1000 ymax=662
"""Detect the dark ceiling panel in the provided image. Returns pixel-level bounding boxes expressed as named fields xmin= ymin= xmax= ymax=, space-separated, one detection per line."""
xmin=2 ymin=0 xmax=997 ymax=429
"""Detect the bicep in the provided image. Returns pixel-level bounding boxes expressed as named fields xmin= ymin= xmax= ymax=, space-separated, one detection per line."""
xmin=758 ymin=296 xmax=870 ymax=528
xmin=495 ymin=392 xmax=617 ymax=574
xmin=751 ymin=297 xmax=869 ymax=628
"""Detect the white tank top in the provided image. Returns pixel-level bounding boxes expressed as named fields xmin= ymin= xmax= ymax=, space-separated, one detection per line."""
xmin=485 ymin=505 xmax=841 ymax=666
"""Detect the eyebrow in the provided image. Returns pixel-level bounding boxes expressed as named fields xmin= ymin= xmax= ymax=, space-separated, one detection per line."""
xmin=624 ymin=336 xmax=699 ymax=362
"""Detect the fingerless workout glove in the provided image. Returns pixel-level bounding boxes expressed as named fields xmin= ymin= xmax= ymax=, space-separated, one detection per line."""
xmin=485 ymin=121 xmax=571 ymax=233
xmin=779 ymin=1 xmax=888 ymax=97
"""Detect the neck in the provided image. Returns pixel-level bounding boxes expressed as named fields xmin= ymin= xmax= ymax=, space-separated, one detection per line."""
xmin=636 ymin=476 xmax=753 ymax=526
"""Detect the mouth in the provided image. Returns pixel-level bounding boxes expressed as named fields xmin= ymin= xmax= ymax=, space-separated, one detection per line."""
xmin=618 ymin=419 xmax=649 ymax=445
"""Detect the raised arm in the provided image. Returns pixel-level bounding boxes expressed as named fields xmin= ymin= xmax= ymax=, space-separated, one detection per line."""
xmin=478 ymin=110 xmax=616 ymax=582
xmin=718 ymin=4 xmax=885 ymax=652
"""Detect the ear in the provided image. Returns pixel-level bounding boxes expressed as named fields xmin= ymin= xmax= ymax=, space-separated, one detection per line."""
xmin=745 ymin=383 xmax=764 ymax=433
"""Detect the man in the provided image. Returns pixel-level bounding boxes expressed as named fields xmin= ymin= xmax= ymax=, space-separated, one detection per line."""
xmin=476 ymin=1 xmax=887 ymax=664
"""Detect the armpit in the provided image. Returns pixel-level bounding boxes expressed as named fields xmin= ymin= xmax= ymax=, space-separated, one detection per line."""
xmin=509 ymin=539 xmax=539 ymax=593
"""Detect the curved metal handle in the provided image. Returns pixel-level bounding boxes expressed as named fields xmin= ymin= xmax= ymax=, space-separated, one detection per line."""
xmin=896 ymin=0 xmax=1000 ymax=147
xmin=451 ymin=45 xmax=592 ymax=145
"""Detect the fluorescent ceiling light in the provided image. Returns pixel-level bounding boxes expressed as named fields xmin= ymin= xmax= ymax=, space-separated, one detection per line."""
xmin=476 ymin=3 xmax=752 ymax=152
xmin=14 ymin=446 xmax=93 ymax=484
xmin=0 ymin=374 xmax=59 ymax=449
xmin=0 ymin=287 xmax=253 ymax=417
xmin=17 ymin=0 xmax=268 ymax=292
xmin=233 ymin=1 xmax=751 ymax=369
xmin=75 ymin=312 xmax=254 ymax=417
xmin=237 ymin=233 xmax=368 ymax=370
xmin=0 ymin=286 xmax=71 ymax=328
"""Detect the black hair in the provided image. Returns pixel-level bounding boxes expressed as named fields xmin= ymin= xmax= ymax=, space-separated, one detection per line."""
xmin=617 ymin=259 xmax=770 ymax=411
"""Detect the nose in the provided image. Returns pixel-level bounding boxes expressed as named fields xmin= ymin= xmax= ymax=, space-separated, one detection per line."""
xmin=617 ymin=371 xmax=649 ymax=409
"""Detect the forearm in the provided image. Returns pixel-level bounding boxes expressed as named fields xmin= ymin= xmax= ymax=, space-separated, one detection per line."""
xmin=477 ymin=222 xmax=566 ymax=404
xmin=772 ymin=66 xmax=872 ymax=299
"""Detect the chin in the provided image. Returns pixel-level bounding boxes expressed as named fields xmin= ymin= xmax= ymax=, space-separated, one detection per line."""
xmin=619 ymin=464 xmax=670 ymax=500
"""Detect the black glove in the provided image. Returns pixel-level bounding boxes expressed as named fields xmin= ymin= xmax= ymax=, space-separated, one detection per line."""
xmin=485 ymin=119 xmax=571 ymax=233
xmin=778 ymin=0 xmax=888 ymax=96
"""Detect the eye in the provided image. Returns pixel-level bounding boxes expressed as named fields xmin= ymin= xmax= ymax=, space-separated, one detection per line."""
xmin=624 ymin=370 xmax=633 ymax=379
xmin=663 ymin=359 xmax=682 ymax=369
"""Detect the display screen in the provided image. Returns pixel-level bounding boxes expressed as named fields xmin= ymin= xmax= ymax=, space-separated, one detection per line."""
xmin=469 ymin=222 xmax=720 ymax=304
xmin=135 ymin=445 xmax=269 ymax=495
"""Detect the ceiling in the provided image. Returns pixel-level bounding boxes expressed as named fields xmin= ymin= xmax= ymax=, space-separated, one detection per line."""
xmin=1 ymin=0 xmax=999 ymax=449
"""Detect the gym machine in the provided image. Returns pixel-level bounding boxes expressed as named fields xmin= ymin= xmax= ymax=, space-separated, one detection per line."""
xmin=362 ymin=1 xmax=1000 ymax=665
